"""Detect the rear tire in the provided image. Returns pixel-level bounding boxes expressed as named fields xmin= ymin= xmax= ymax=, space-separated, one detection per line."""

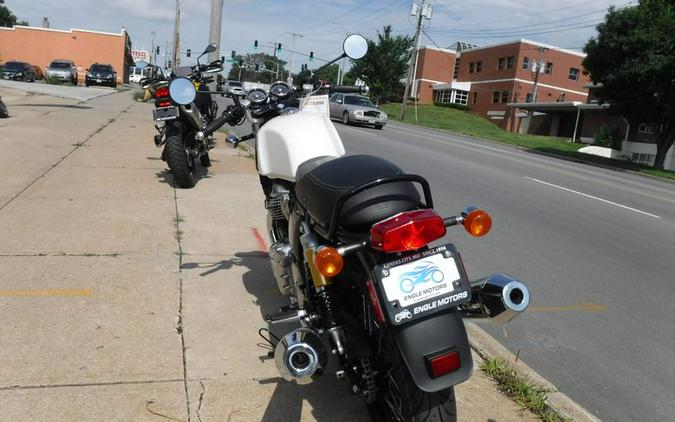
xmin=164 ymin=134 xmax=196 ymax=188
xmin=375 ymin=124 xmax=384 ymax=130
xmin=342 ymin=111 xmax=350 ymax=125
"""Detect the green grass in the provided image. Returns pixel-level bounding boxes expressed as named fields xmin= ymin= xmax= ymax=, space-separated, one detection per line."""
xmin=381 ymin=103 xmax=675 ymax=181
xmin=480 ymin=357 xmax=568 ymax=422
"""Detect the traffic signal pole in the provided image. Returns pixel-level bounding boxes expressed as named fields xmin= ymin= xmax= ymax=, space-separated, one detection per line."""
xmin=400 ymin=0 xmax=427 ymax=121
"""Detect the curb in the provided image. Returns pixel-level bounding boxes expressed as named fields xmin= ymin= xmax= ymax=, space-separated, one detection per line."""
xmin=465 ymin=322 xmax=601 ymax=422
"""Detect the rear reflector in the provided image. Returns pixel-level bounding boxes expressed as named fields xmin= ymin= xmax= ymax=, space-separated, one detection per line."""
xmin=371 ymin=209 xmax=446 ymax=253
xmin=158 ymin=100 xmax=172 ymax=107
xmin=427 ymin=350 xmax=461 ymax=378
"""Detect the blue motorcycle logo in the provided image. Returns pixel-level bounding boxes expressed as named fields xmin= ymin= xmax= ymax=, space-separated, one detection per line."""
xmin=399 ymin=261 xmax=445 ymax=293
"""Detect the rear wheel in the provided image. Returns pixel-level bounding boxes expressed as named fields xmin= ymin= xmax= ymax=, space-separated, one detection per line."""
xmin=164 ymin=134 xmax=196 ymax=188
xmin=342 ymin=111 xmax=351 ymax=125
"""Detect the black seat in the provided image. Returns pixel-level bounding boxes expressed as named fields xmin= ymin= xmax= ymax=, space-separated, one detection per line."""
xmin=295 ymin=155 xmax=422 ymax=234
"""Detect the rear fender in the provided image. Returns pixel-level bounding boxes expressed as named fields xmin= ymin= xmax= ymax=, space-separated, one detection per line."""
xmin=393 ymin=308 xmax=472 ymax=392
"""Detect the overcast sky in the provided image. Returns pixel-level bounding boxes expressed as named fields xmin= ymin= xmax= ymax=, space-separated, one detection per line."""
xmin=7 ymin=0 xmax=630 ymax=73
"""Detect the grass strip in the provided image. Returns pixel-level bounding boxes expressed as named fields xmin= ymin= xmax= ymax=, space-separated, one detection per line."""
xmin=480 ymin=357 xmax=568 ymax=422
xmin=380 ymin=103 xmax=675 ymax=181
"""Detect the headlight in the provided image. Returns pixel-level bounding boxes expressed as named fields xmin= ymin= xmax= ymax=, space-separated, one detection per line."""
xmin=16 ymin=72 xmax=23 ymax=76
xmin=355 ymin=110 xmax=363 ymax=116
xmin=106 ymin=74 xmax=113 ymax=79
xmin=86 ymin=72 xmax=93 ymax=77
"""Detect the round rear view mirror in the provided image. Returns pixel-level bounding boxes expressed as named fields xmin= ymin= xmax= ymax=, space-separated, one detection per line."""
xmin=135 ymin=60 xmax=149 ymax=69
xmin=204 ymin=43 xmax=218 ymax=54
xmin=343 ymin=34 xmax=368 ymax=60
xmin=169 ymin=77 xmax=197 ymax=105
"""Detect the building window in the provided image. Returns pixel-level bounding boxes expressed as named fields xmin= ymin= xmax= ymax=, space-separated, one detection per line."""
xmin=498 ymin=57 xmax=505 ymax=70
xmin=455 ymin=90 xmax=468 ymax=105
xmin=545 ymin=62 xmax=553 ymax=75
xmin=476 ymin=61 xmax=482 ymax=72
xmin=506 ymin=56 xmax=514 ymax=70
xmin=569 ymin=67 xmax=579 ymax=80
xmin=435 ymin=89 xmax=468 ymax=106
xmin=522 ymin=57 xmax=530 ymax=70
xmin=473 ymin=92 xmax=478 ymax=104
xmin=500 ymin=91 xmax=510 ymax=103
xmin=469 ymin=62 xmax=475 ymax=73
xmin=492 ymin=91 xmax=501 ymax=103
xmin=498 ymin=56 xmax=515 ymax=70
xmin=637 ymin=123 xmax=653 ymax=134
xmin=453 ymin=59 xmax=460 ymax=79
xmin=526 ymin=93 xmax=533 ymax=103
xmin=631 ymin=152 xmax=655 ymax=166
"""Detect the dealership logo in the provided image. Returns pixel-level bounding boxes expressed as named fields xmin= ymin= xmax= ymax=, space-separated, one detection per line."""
xmin=399 ymin=261 xmax=445 ymax=293
xmin=394 ymin=309 xmax=412 ymax=322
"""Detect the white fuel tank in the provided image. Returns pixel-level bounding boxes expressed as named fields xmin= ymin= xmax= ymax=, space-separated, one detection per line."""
xmin=256 ymin=111 xmax=345 ymax=182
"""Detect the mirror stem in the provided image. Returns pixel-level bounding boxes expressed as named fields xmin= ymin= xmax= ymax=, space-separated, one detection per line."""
xmin=311 ymin=53 xmax=346 ymax=84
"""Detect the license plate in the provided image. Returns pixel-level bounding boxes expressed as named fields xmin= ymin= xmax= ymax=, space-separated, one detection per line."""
xmin=373 ymin=244 xmax=471 ymax=326
xmin=153 ymin=106 xmax=178 ymax=121
xmin=96 ymin=79 xmax=102 ymax=83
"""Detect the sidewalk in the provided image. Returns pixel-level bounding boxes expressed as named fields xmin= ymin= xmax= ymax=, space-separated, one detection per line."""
xmin=0 ymin=88 xmax=540 ymax=421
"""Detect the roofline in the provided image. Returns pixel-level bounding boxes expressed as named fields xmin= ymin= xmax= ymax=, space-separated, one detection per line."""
xmin=420 ymin=45 xmax=456 ymax=55
xmin=0 ymin=25 xmax=125 ymax=37
xmin=457 ymin=38 xmax=586 ymax=58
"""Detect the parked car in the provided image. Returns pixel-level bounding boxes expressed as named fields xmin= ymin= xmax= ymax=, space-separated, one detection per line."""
xmin=329 ymin=93 xmax=387 ymax=129
xmin=46 ymin=60 xmax=78 ymax=85
xmin=224 ymin=80 xmax=246 ymax=98
xmin=1 ymin=61 xmax=36 ymax=82
xmin=86 ymin=63 xmax=117 ymax=88
xmin=33 ymin=65 xmax=45 ymax=80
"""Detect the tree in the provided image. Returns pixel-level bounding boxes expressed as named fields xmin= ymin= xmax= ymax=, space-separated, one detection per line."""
xmin=226 ymin=53 xmax=287 ymax=83
xmin=583 ymin=0 xmax=675 ymax=170
xmin=346 ymin=25 xmax=413 ymax=103
xmin=0 ymin=0 xmax=28 ymax=27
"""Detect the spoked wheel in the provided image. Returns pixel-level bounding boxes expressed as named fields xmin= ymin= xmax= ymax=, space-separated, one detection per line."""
xmin=369 ymin=335 xmax=457 ymax=422
xmin=164 ymin=134 xmax=196 ymax=188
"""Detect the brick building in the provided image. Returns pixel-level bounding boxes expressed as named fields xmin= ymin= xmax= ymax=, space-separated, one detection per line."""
xmin=412 ymin=39 xmax=590 ymax=132
xmin=0 ymin=25 xmax=135 ymax=84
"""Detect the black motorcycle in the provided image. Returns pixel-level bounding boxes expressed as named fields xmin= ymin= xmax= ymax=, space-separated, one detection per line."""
xmin=139 ymin=44 xmax=240 ymax=188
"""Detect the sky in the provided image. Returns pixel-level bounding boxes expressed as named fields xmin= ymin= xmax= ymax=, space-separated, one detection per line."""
xmin=6 ymin=0 xmax=631 ymax=74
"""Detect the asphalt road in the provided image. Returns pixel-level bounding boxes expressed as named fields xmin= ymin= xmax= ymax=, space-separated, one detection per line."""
xmin=332 ymin=120 xmax=675 ymax=422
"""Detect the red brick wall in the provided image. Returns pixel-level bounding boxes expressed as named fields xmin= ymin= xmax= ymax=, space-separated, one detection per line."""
xmin=416 ymin=47 xmax=456 ymax=83
xmin=0 ymin=26 xmax=128 ymax=84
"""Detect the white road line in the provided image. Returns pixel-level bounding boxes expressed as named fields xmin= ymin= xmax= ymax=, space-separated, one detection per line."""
xmin=524 ymin=177 xmax=662 ymax=219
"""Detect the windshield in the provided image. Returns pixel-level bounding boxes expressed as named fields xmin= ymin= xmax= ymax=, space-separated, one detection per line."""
xmin=49 ymin=62 xmax=71 ymax=69
xmin=344 ymin=96 xmax=374 ymax=107
xmin=228 ymin=81 xmax=243 ymax=87
xmin=3 ymin=62 xmax=24 ymax=70
xmin=90 ymin=65 xmax=111 ymax=73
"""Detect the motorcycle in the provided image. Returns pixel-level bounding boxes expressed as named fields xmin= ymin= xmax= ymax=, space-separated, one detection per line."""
xmin=138 ymin=44 xmax=240 ymax=188
xmin=225 ymin=35 xmax=531 ymax=421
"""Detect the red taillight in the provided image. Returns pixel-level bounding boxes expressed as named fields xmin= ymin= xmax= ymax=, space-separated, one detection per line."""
xmin=155 ymin=86 xmax=169 ymax=98
xmin=427 ymin=351 xmax=461 ymax=378
xmin=370 ymin=209 xmax=446 ymax=253
xmin=158 ymin=100 xmax=172 ymax=107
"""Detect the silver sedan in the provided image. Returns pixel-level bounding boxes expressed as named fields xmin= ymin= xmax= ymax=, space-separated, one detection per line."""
xmin=329 ymin=94 xmax=387 ymax=129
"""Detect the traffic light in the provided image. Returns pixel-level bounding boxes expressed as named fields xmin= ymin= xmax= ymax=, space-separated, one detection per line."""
xmin=186 ymin=48 xmax=191 ymax=57
xmin=156 ymin=46 xmax=160 ymax=55
xmin=221 ymin=56 xmax=225 ymax=63
xmin=168 ymin=60 xmax=172 ymax=68
xmin=309 ymin=51 xmax=313 ymax=61
xmin=277 ymin=43 xmax=282 ymax=52
xmin=255 ymin=63 xmax=259 ymax=71
xmin=231 ymin=50 xmax=236 ymax=59
xmin=254 ymin=40 xmax=258 ymax=50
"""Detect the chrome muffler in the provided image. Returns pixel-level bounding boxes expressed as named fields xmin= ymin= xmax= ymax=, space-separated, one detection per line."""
xmin=459 ymin=274 xmax=530 ymax=322
xmin=274 ymin=328 xmax=327 ymax=384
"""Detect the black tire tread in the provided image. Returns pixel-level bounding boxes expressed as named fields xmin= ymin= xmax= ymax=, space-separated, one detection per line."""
xmin=165 ymin=135 xmax=195 ymax=188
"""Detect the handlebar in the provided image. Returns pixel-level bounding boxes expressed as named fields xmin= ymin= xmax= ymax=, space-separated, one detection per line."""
xmin=327 ymin=84 xmax=367 ymax=94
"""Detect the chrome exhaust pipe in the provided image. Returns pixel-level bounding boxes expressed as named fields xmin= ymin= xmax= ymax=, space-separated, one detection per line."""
xmin=459 ymin=274 xmax=530 ymax=323
xmin=274 ymin=328 xmax=326 ymax=384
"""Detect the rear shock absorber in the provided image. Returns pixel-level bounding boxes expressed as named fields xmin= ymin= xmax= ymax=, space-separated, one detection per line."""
xmin=316 ymin=286 xmax=338 ymax=329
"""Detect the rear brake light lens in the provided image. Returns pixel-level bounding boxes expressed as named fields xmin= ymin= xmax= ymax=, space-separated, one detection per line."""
xmin=462 ymin=209 xmax=492 ymax=237
xmin=158 ymin=100 xmax=172 ymax=107
xmin=427 ymin=351 xmax=461 ymax=378
xmin=371 ymin=209 xmax=446 ymax=253
xmin=155 ymin=86 xmax=169 ymax=98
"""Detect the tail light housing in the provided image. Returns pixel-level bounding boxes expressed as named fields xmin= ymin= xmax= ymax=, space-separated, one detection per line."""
xmin=370 ymin=209 xmax=446 ymax=253
xmin=155 ymin=86 xmax=169 ymax=99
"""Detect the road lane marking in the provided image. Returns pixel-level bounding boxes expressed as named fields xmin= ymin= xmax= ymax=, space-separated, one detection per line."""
xmin=529 ymin=303 xmax=607 ymax=313
xmin=524 ymin=177 xmax=662 ymax=219
xmin=338 ymin=125 xmax=378 ymax=137
xmin=0 ymin=288 xmax=93 ymax=298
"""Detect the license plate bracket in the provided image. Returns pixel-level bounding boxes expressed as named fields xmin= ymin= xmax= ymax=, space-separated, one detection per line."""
xmin=153 ymin=106 xmax=178 ymax=121
xmin=372 ymin=244 xmax=472 ymax=326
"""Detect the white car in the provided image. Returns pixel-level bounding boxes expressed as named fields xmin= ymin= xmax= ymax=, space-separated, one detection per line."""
xmin=224 ymin=80 xmax=246 ymax=98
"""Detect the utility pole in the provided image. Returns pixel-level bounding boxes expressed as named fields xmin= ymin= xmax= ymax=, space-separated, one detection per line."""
xmin=164 ymin=41 xmax=170 ymax=69
xmin=286 ymin=31 xmax=303 ymax=83
xmin=150 ymin=31 xmax=156 ymax=67
xmin=172 ymin=0 xmax=181 ymax=67
xmin=400 ymin=0 xmax=431 ymax=120
xmin=207 ymin=0 xmax=224 ymax=63
xmin=522 ymin=46 xmax=548 ymax=134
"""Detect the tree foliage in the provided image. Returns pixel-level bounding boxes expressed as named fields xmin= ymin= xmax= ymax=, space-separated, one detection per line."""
xmin=227 ymin=53 xmax=287 ymax=83
xmin=583 ymin=0 xmax=675 ymax=169
xmin=346 ymin=25 xmax=413 ymax=103
xmin=0 ymin=0 xmax=28 ymax=27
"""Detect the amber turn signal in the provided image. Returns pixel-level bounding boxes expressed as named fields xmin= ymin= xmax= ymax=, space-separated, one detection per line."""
xmin=314 ymin=247 xmax=344 ymax=277
xmin=462 ymin=209 xmax=492 ymax=237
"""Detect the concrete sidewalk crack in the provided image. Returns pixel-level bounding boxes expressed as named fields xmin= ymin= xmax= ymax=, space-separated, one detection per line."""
xmin=0 ymin=103 xmax=133 ymax=213
xmin=196 ymin=380 xmax=206 ymax=422
xmin=0 ymin=378 xmax=184 ymax=391
xmin=172 ymin=184 xmax=192 ymax=422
